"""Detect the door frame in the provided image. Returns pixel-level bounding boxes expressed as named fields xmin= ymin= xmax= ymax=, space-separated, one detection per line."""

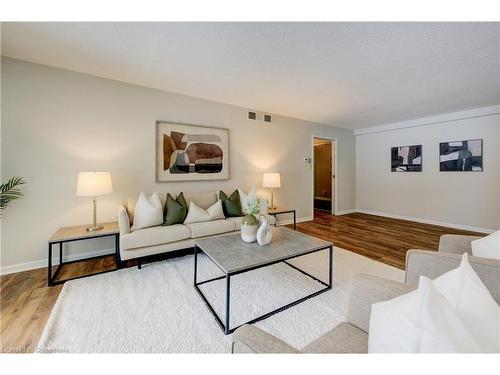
xmin=311 ymin=135 xmax=338 ymax=216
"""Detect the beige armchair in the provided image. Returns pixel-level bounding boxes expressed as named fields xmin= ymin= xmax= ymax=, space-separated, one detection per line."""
xmin=438 ymin=234 xmax=482 ymax=255
xmin=232 ymin=234 xmax=499 ymax=354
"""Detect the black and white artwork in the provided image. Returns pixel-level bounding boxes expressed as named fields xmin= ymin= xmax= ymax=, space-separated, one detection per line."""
xmin=439 ymin=139 xmax=483 ymax=172
xmin=391 ymin=145 xmax=422 ymax=172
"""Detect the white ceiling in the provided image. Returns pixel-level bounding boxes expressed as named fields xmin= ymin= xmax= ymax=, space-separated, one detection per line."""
xmin=2 ymin=22 xmax=499 ymax=129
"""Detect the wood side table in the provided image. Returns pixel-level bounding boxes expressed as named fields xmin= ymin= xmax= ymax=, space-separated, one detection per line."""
xmin=269 ymin=207 xmax=297 ymax=230
xmin=48 ymin=222 xmax=120 ymax=286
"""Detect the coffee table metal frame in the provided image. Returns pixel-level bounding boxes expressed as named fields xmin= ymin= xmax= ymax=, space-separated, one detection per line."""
xmin=193 ymin=243 xmax=333 ymax=335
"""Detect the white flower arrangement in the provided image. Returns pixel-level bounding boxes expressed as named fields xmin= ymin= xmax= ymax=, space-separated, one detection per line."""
xmin=243 ymin=187 xmax=260 ymax=216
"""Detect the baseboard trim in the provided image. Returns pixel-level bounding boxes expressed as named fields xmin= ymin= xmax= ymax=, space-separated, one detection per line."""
xmin=1 ymin=248 xmax=116 ymax=276
xmin=355 ymin=209 xmax=495 ymax=234
xmin=335 ymin=209 xmax=357 ymax=216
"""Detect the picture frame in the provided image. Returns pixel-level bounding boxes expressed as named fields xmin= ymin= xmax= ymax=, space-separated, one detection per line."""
xmin=391 ymin=145 xmax=422 ymax=172
xmin=156 ymin=121 xmax=230 ymax=182
xmin=439 ymin=139 xmax=483 ymax=172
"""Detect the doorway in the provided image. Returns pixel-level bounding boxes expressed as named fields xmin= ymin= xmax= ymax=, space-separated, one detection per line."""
xmin=313 ymin=137 xmax=336 ymax=214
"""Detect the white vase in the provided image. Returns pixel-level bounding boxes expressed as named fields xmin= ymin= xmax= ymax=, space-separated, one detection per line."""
xmin=241 ymin=223 xmax=257 ymax=243
xmin=256 ymin=217 xmax=273 ymax=246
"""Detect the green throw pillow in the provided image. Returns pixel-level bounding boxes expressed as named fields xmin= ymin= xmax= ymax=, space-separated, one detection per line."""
xmin=162 ymin=192 xmax=188 ymax=226
xmin=219 ymin=190 xmax=243 ymax=217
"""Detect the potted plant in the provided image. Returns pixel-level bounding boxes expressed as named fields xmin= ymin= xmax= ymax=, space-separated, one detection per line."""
xmin=0 ymin=176 xmax=26 ymax=217
xmin=241 ymin=188 xmax=260 ymax=243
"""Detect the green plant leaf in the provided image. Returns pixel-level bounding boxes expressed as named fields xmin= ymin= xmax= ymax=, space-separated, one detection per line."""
xmin=0 ymin=176 xmax=26 ymax=216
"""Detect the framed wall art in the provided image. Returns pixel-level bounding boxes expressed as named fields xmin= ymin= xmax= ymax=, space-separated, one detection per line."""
xmin=391 ymin=145 xmax=422 ymax=172
xmin=439 ymin=139 xmax=483 ymax=172
xmin=156 ymin=121 xmax=229 ymax=181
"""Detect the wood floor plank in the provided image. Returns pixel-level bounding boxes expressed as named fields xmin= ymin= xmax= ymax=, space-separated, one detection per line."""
xmin=1 ymin=212 xmax=483 ymax=353
xmin=287 ymin=211 xmax=483 ymax=270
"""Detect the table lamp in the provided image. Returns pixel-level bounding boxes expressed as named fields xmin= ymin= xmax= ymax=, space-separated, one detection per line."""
xmin=77 ymin=172 xmax=113 ymax=231
xmin=262 ymin=172 xmax=281 ymax=209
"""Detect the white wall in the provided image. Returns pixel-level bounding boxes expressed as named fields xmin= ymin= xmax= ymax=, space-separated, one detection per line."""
xmin=356 ymin=109 xmax=500 ymax=232
xmin=0 ymin=57 xmax=356 ymax=273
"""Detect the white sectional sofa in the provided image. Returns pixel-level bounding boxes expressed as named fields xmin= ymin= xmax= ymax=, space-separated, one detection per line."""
xmin=117 ymin=190 xmax=275 ymax=263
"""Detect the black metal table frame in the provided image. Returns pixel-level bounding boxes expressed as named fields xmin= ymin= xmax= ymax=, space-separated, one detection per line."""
xmin=270 ymin=209 xmax=297 ymax=230
xmin=193 ymin=244 xmax=332 ymax=335
xmin=48 ymin=233 xmax=120 ymax=286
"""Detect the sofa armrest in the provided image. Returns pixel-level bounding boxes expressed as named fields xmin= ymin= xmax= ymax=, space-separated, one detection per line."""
xmin=405 ymin=250 xmax=500 ymax=304
xmin=439 ymin=234 xmax=481 ymax=255
xmin=346 ymin=274 xmax=414 ymax=333
xmin=118 ymin=204 xmax=131 ymax=235
xmin=232 ymin=324 xmax=299 ymax=353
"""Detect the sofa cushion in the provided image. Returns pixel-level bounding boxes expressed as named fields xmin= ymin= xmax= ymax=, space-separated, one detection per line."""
xmin=301 ymin=323 xmax=368 ymax=353
xmin=127 ymin=193 xmax=168 ymax=222
xmin=163 ymin=193 xmax=188 ymax=225
xmin=184 ymin=200 xmax=225 ymax=224
xmin=220 ymin=190 xmax=243 ymax=217
xmin=226 ymin=216 xmax=243 ymax=230
xmin=121 ymin=224 xmax=191 ymax=250
xmin=131 ymin=192 xmax=164 ymax=231
xmin=183 ymin=191 xmax=218 ymax=210
xmin=187 ymin=219 xmax=236 ymax=238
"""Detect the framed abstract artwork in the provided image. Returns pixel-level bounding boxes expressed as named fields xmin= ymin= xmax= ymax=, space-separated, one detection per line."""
xmin=156 ymin=121 xmax=229 ymax=181
xmin=439 ymin=139 xmax=483 ymax=172
xmin=391 ymin=145 xmax=422 ymax=172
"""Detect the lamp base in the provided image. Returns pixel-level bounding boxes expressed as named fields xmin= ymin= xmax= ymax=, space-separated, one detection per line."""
xmin=86 ymin=225 xmax=104 ymax=232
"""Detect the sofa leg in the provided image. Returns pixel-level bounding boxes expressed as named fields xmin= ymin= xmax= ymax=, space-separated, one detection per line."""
xmin=138 ymin=262 xmax=142 ymax=270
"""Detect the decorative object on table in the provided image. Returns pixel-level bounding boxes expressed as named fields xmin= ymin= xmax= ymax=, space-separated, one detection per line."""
xmin=240 ymin=187 xmax=260 ymax=243
xmin=183 ymin=200 xmax=225 ymax=224
xmin=156 ymin=121 xmax=229 ymax=182
xmin=262 ymin=173 xmax=281 ymax=209
xmin=0 ymin=176 xmax=26 ymax=217
xmin=391 ymin=145 xmax=422 ymax=172
xmin=256 ymin=216 xmax=273 ymax=246
xmin=439 ymin=139 xmax=483 ymax=172
xmin=76 ymin=172 xmax=113 ymax=232
xmin=162 ymin=192 xmax=188 ymax=226
xmin=219 ymin=190 xmax=243 ymax=217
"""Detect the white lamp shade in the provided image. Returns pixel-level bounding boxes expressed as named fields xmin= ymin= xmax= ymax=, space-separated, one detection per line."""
xmin=262 ymin=173 xmax=281 ymax=188
xmin=76 ymin=172 xmax=113 ymax=197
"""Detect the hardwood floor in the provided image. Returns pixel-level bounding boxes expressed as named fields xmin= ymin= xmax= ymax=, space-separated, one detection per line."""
xmin=0 ymin=212 xmax=483 ymax=353
xmin=296 ymin=210 xmax=483 ymax=269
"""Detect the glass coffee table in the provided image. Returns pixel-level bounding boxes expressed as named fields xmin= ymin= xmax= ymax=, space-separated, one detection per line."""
xmin=193 ymin=227 xmax=333 ymax=335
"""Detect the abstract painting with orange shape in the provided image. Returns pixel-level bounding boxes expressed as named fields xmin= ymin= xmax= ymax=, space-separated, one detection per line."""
xmin=156 ymin=121 xmax=229 ymax=181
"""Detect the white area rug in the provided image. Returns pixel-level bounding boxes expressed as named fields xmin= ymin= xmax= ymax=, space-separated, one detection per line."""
xmin=38 ymin=248 xmax=403 ymax=353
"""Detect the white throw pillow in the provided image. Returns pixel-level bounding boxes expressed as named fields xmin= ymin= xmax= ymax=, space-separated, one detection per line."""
xmin=471 ymin=230 xmax=500 ymax=260
xmin=131 ymin=192 xmax=163 ymax=231
xmin=183 ymin=200 xmax=225 ymax=224
xmin=418 ymin=276 xmax=483 ymax=353
xmin=369 ymin=253 xmax=500 ymax=353
xmin=368 ymin=282 xmax=424 ymax=352
xmin=431 ymin=253 xmax=500 ymax=351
